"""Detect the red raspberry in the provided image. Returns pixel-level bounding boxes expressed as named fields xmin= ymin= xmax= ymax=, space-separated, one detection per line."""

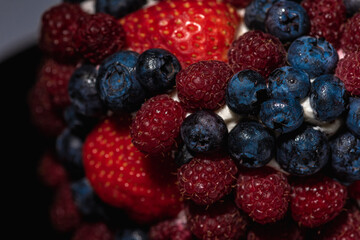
xmin=39 ymin=3 xmax=87 ymax=62
xmin=177 ymin=155 xmax=238 ymax=205
xmin=131 ymin=94 xmax=186 ymax=155
xmin=72 ymin=222 xmax=114 ymax=240
xmin=37 ymin=151 xmax=67 ymax=188
xmin=340 ymin=13 xmax=360 ymax=54
xmin=176 ymin=60 xmax=234 ymax=111
xmin=50 ymin=182 xmax=82 ymax=232
xmin=235 ymin=166 xmax=290 ymax=224
xmin=335 ymin=51 xmax=360 ymax=96
xmin=38 ymin=58 xmax=76 ymax=108
xmin=228 ymin=30 xmax=286 ymax=78
xmin=149 ymin=211 xmax=192 ymax=240
xmin=290 ymin=174 xmax=347 ymax=228
xmin=186 ymin=199 xmax=248 ymax=240
xmin=348 ymin=180 xmax=360 ymax=200
xmin=74 ymin=13 xmax=126 ymax=64
xmin=301 ymin=0 xmax=346 ymax=49
xmin=224 ymin=0 xmax=252 ymax=8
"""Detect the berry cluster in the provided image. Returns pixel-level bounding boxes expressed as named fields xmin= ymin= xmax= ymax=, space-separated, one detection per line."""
xmin=30 ymin=0 xmax=359 ymax=239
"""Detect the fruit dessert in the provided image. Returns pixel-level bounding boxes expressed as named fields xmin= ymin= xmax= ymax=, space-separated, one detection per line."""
xmin=29 ymin=0 xmax=360 ymax=239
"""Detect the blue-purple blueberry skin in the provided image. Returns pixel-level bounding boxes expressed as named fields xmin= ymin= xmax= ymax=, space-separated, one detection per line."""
xmin=259 ymin=98 xmax=304 ymax=133
xmin=228 ymin=121 xmax=275 ymax=168
xmin=245 ymin=0 xmax=280 ymax=31
xmin=226 ymin=69 xmax=267 ymax=115
xmin=287 ymin=36 xmax=339 ymax=79
xmin=174 ymin=143 xmax=194 ymax=167
xmin=68 ymin=64 xmax=105 ymax=118
xmin=95 ymin=0 xmax=147 ymax=18
xmin=343 ymin=0 xmax=360 ymax=17
xmin=135 ymin=48 xmax=181 ymax=95
xmin=330 ymin=131 xmax=360 ymax=182
xmin=267 ymin=66 xmax=310 ymax=101
xmin=97 ymin=51 xmax=146 ymax=113
xmin=63 ymin=105 xmax=99 ymax=138
xmin=180 ymin=110 xmax=228 ymax=154
xmin=276 ymin=125 xmax=330 ymax=176
xmin=310 ymin=75 xmax=347 ymax=122
xmin=346 ymin=97 xmax=360 ymax=138
xmin=265 ymin=0 xmax=310 ymax=43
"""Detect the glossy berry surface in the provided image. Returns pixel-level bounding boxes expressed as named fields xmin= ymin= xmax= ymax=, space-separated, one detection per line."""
xmin=63 ymin=105 xmax=99 ymax=138
xmin=260 ymin=98 xmax=304 ymax=133
xmin=236 ymin=167 xmax=290 ymax=224
xmin=244 ymin=0 xmax=280 ymax=31
xmin=97 ymin=51 xmax=146 ymax=113
xmin=310 ymin=74 xmax=347 ymax=122
xmin=136 ymin=48 xmax=181 ymax=95
xmin=276 ymin=125 xmax=330 ymax=176
xmin=95 ymin=0 xmax=147 ymax=18
xmin=267 ymin=66 xmax=310 ymax=101
xmin=336 ymin=51 xmax=360 ymax=96
xmin=180 ymin=110 xmax=228 ymax=154
xmin=265 ymin=0 xmax=310 ymax=43
xmin=177 ymin=155 xmax=238 ymax=205
xmin=174 ymin=143 xmax=194 ymax=167
xmin=346 ymin=97 xmax=360 ymax=137
xmin=228 ymin=121 xmax=274 ymax=168
xmin=226 ymin=69 xmax=267 ymax=115
xmin=287 ymin=36 xmax=338 ymax=79
xmin=330 ymin=131 xmax=360 ymax=183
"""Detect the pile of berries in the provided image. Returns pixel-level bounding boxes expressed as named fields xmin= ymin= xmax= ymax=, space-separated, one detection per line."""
xmin=29 ymin=0 xmax=359 ymax=239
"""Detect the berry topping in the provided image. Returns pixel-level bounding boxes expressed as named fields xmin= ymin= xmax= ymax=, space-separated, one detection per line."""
xmin=244 ymin=0 xmax=280 ymax=31
xmin=346 ymin=97 xmax=360 ymax=137
xmin=267 ymin=66 xmax=310 ymax=101
xmin=225 ymin=0 xmax=253 ymax=9
xmin=226 ymin=69 xmax=267 ymax=115
xmin=120 ymin=0 xmax=240 ymax=67
xmin=115 ymin=229 xmax=148 ymax=240
xmin=135 ymin=48 xmax=181 ymax=95
xmin=63 ymin=105 xmax=99 ymax=138
xmin=97 ymin=51 xmax=146 ymax=113
xmin=186 ymin=199 xmax=248 ymax=240
xmin=340 ymin=13 xmax=360 ymax=54
xmin=96 ymin=0 xmax=147 ymax=18
xmin=228 ymin=30 xmax=287 ymax=78
xmin=37 ymin=151 xmax=67 ymax=188
xmin=72 ymin=222 xmax=114 ymax=240
xmin=131 ymin=94 xmax=186 ymax=155
xmin=180 ymin=110 xmax=228 ymax=154
xmin=265 ymin=0 xmax=310 ymax=43
xmin=343 ymin=0 xmax=360 ymax=17
xmin=235 ymin=166 xmax=290 ymax=224
xmin=276 ymin=125 xmax=330 ymax=176
xmin=176 ymin=60 xmax=234 ymax=111
xmin=287 ymin=36 xmax=339 ymax=79
xmin=260 ymin=98 xmax=304 ymax=133
xmin=336 ymin=51 xmax=360 ymax=96
xmin=348 ymin=181 xmax=360 ymax=200
xmin=290 ymin=174 xmax=347 ymax=228
xmin=228 ymin=121 xmax=275 ymax=168
xmin=177 ymin=155 xmax=238 ymax=205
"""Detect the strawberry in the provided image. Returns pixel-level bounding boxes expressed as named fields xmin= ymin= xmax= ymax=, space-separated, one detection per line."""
xmin=119 ymin=0 xmax=240 ymax=67
xmin=82 ymin=116 xmax=182 ymax=223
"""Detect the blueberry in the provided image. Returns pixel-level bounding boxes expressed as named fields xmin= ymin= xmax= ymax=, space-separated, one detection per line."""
xmin=343 ymin=0 xmax=360 ymax=17
xmin=63 ymin=105 xmax=99 ymax=138
xmin=260 ymin=98 xmax=304 ymax=133
xmin=97 ymin=51 xmax=146 ymax=113
xmin=265 ymin=1 xmax=310 ymax=43
xmin=136 ymin=48 xmax=181 ymax=95
xmin=174 ymin=143 xmax=194 ymax=167
xmin=226 ymin=69 xmax=267 ymax=115
xmin=310 ymin=75 xmax=347 ymax=122
xmin=228 ymin=120 xmax=275 ymax=168
xmin=330 ymin=131 xmax=360 ymax=182
xmin=96 ymin=0 xmax=147 ymax=18
xmin=287 ymin=36 xmax=339 ymax=78
xmin=115 ymin=228 xmax=148 ymax=240
xmin=346 ymin=97 xmax=360 ymax=138
xmin=69 ymin=64 xmax=105 ymax=118
xmin=56 ymin=128 xmax=84 ymax=180
xmin=180 ymin=110 xmax=228 ymax=154
xmin=245 ymin=0 xmax=280 ymax=31
xmin=276 ymin=125 xmax=330 ymax=176
xmin=267 ymin=66 xmax=310 ymax=101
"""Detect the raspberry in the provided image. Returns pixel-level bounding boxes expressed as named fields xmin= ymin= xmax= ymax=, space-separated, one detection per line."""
xmin=72 ymin=222 xmax=114 ymax=240
xmin=301 ymin=0 xmax=346 ymax=49
xmin=235 ymin=166 xmax=290 ymax=224
xmin=348 ymin=181 xmax=360 ymax=200
xmin=186 ymin=199 xmax=248 ymax=240
xmin=37 ymin=151 xmax=67 ymax=188
xmin=176 ymin=60 xmax=233 ymax=111
xmin=177 ymin=155 xmax=238 ymax=205
xmin=335 ymin=51 xmax=360 ymax=95
xmin=74 ymin=13 xmax=126 ymax=64
xmin=131 ymin=94 xmax=186 ymax=155
xmin=39 ymin=3 xmax=87 ymax=62
xmin=224 ymin=0 xmax=252 ymax=9
xmin=290 ymin=174 xmax=347 ymax=228
xmin=340 ymin=13 xmax=360 ymax=54
xmin=228 ymin=30 xmax=286 ymax=78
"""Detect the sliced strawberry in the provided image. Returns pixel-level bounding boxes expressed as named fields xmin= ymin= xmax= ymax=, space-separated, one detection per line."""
xmin=120 ymin=0 xmax=240 ymax=67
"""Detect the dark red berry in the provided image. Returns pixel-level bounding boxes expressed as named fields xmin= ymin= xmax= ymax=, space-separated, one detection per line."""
xmin=72 ymin=222 xmax=114 ymax=240
xmin=335 ymin=51 xmax=360 ymax=96
xmin=38 ymin=151 xmax=67 ymax=188
xmin=340 ymin=13 xmax=360 ymax=54
xmin=224 ymin=0 xmax=252 ymax=9
xmin=348 ymin=181 xmax=360 ymax=200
